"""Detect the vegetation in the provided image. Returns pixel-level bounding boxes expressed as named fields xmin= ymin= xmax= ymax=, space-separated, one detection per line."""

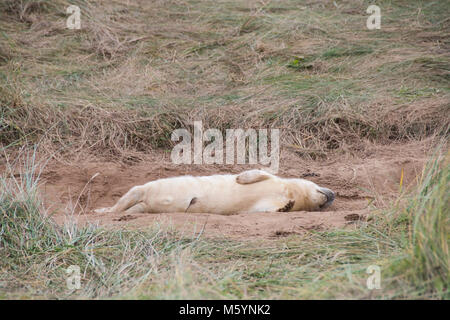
xmin=0 ymin=0 xmax=448 ymax=299
xmin=0 ymin=0 xmax=448 ymax=157
xmin=0 ymin=150 xmax=448 ymax=299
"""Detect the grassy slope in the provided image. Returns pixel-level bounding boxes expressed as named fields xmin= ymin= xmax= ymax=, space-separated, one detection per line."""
xmin=0 ymin=0 xmax=448 ymax=155
xmin=0 ymin=0 xmax=449 ymax=299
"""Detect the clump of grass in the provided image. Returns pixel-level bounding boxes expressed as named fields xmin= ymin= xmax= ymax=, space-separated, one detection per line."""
xmin=386 ymin=152 xmax=449 ymax=298
xmin=322 ymin=46 xmax=374 ymax=59
xmin=0 ymin=149 xmax=54 ymax=259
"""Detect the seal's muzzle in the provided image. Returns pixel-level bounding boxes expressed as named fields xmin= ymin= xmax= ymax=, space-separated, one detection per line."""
xmin=318 ymin=187 xmax=335 ymax=209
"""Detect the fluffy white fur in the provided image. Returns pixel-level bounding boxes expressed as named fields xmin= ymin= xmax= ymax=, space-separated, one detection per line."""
xmin=94 ymin=169 xmax=335 ymax=215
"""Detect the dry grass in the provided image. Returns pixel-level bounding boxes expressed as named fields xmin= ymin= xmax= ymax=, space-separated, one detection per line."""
xmin=0 ymin=0 xmax=449 ymax=300
xmin=1 ymin=0 xmax=449 ymax=160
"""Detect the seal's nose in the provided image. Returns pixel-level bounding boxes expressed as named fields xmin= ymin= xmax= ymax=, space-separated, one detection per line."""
xmin=318 ymin=187 xmax=335 ymax=209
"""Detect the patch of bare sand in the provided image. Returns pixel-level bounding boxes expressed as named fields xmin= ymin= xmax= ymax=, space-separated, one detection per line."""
xmin=31 ymin=141 xmax=429 ymax=240
xmin=52 ymin=210 xmax=369 ymax=240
